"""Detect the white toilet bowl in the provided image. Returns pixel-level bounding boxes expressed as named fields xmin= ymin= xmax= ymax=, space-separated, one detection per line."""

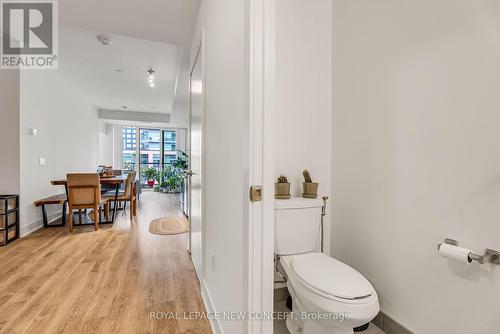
xmin=274 ymin=197 xmax=380 ymax=333
xmin=280 ymin=252 xmax=379 ymax=334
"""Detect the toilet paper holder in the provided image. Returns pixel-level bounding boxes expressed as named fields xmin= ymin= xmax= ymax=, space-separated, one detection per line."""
xmin=438 ymin=238 xmax=500 ymax=265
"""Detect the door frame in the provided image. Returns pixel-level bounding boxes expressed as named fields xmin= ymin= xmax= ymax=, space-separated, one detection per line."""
xmin=247 ymin=0 xmax=275 ymax=333
xmin=188 ymin=33 xmax=205 ymax=282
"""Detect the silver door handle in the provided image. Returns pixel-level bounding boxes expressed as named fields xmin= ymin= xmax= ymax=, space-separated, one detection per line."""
xmin=185 ymin=171 xmax=195 ymax=177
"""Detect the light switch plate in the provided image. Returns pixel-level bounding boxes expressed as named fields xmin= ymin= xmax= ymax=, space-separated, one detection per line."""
xmin=39 ymin=157 xmax=46 ymax=166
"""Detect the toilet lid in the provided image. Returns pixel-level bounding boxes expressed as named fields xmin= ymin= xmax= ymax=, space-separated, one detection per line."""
xmin=291 ymin=253 xmax=373 ymax=300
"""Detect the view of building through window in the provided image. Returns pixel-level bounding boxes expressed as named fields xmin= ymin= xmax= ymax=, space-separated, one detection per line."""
xmin=163 ymin=130 xmax=177 ymax=165
xmin=122 ymin=126 xmax=178 ymax=185
xmin=122 ymin=126 xmax=137 ymax=172
xmin=140 ymin=128 xmax=161 ymax=168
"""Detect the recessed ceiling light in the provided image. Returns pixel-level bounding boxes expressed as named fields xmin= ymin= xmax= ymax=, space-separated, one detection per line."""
xmin=147 ymin=68 xmax=156 ymax=88
xmin=147 ymin=68 xmax=155 ymax=80
xmin=122 ymin=106 xmax=128 ymax=109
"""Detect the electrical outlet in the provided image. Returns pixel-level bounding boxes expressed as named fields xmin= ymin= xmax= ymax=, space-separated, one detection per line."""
xmin=39 ymin=157 xmax=46 ymax=166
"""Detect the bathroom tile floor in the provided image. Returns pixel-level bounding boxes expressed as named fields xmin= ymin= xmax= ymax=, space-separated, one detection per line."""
xmin=274 ymin=319 xmax=385 ymax=334
xmin=360 ymin=324 xmax=385 ymax=334
xmin=273 ymin=292 xmax=385 ymax=334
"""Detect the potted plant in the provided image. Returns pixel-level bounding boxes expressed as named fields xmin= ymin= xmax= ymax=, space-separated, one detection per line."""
xmin=275 ymin=175 xmax=291 ymax=199
xmin=302 ymin=170 xmax=318 ymax=198
xmin=155 ymin=165 xmax=184 ymax=193
xmin=167 ymin=174 xmax=183 ymax=193
xmin=143 ymin=167 xmax=158 ymax=187
xmin=165 ymin=165 xmax=183 ymax=193
xmin=173 ymin=150 xmax=189 ymax=171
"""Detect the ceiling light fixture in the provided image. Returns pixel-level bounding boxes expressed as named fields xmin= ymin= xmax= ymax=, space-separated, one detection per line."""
xmin=147 ymin=68 xmax=156 ymax=88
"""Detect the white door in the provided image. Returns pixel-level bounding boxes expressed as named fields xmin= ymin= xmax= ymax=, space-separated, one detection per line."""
xmin=189 ymin=47 xmax=203 ymax=279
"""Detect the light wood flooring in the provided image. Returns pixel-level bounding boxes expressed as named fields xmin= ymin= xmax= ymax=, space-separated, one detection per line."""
xmin=0 ymin=192 xmax=212 ymax=334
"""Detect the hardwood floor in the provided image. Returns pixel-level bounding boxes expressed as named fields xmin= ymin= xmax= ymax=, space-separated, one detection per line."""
xmin=0 ymin=192 xmax=212 ymax=334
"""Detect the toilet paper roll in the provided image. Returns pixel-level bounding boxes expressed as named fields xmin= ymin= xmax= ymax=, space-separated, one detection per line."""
xmin=438 ymin=243 xmax=472 ymax=264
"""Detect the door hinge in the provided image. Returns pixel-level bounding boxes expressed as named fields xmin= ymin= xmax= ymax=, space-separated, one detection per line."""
xmin=250 ymin=185 xmax=263 ymax=202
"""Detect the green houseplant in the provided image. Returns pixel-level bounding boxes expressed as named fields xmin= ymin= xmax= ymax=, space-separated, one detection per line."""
xmin=143 ymin=167 xmax=158 ymax=187
xmin=157 ymin=165 xmax=184 ymax=193
xmin=169 ymin=165 xmax=183 ymax=193
xmin=173 ymin=150 xmax=189 ymax=171
xmin=165 ymin=174 xmax=183 ymax=192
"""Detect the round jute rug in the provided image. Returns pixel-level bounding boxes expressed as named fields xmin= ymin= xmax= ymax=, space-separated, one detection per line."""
xmin=149 ymin=217 xmax=188 ymax=235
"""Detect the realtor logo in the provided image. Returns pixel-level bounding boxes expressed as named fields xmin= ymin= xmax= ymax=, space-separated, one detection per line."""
xmin=1 ymin=0 xmax=58 ymax=69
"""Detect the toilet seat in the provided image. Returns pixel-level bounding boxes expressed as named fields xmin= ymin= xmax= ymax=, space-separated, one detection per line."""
xmin=291 ymin=253 xmax=374 ymax=300
xmin=280 ymin=252 xmax=380 ymax=332
xmin=280 ymin=253 xmax=375 ymax=303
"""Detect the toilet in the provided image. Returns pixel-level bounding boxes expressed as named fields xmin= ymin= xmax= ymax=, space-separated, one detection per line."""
xmin=275 ymin=197 xmax=379 ymax=334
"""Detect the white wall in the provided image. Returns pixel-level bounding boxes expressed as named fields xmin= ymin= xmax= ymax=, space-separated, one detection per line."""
xmin=171 ymin=51 xmax=191 ymax=129
xmin=113 ymin=124 xmax=123 ymax=169
xmin=275 ymin=0 xmax=332 ymax=254
xmin=191 ymin=0 xmax=249 ymax=332
xmin=98 ymin=123 xmax=114 ymax=166
xmin=332 ymin=1 xmax=500 ymax=333
xmin=0 ymin=70 xmax=20 ymax=194
xmin=20 ymin=70 xmax=99 ymax=236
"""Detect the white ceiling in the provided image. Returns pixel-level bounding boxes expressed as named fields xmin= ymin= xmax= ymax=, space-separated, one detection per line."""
xmin=59 ymin=0 xmax=201 ymax=46
xmin=57 ymin=0 xmax=200 ymax=121
xmin=59 ymin=26 xmax=182 ymax=114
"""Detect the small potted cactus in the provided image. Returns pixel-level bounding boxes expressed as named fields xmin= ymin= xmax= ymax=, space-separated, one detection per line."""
xmin=302 ymin=170 xmax=318 ymax=198
xmin=275 ymin=175 xmax=291 ymax=199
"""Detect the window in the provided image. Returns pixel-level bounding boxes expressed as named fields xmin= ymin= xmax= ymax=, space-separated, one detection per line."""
xmin=122 ymin=126 xmax=136 ymax=171
xmin=163 ymin=154 xmax=177 ymax=165
xmin=140 ymin=154 xmax=149 ymax=164
xmin=123 ymin=127 xmax=180 ymax=186
xmin=163 ymin=130 xmax=177 ymax=165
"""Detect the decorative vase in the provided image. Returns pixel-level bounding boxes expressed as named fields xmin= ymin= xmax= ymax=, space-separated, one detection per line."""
xmin=302 ymin=182 xmax=318 ymax=198
xmin=275 ymin=182 xmax=291 ymax=199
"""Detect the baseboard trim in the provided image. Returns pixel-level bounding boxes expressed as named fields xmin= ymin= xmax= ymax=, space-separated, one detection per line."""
xmin=19 ymin=211 xmax=60 ymax=237
xmin=20 ymin=220 xmax=42 ymax=237
xmin=200 ymin=279 xmax=224 ymax=334
xmin=372 ymin=311 xmax=414 ymax=334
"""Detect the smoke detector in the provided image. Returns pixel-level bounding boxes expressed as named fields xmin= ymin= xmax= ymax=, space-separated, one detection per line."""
xmin=97 ymin=34 xmax=112 ymax=46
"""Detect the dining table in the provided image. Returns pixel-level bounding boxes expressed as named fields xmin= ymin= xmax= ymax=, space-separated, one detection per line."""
xmin=50 ymin=174 xmax=128 ymax=226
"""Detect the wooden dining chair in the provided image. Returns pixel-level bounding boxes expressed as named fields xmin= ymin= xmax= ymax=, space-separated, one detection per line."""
xmin=104 ymin=171 xmax=137 ymax=220
xmin=67 ymin=173 xmax=109 ymax=232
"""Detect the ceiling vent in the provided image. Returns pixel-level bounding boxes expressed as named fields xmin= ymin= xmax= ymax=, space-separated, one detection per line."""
xmin=97 ymin=34 xmax=112 ymax=46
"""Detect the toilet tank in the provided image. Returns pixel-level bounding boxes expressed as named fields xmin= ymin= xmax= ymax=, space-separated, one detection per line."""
xmin=275 ymin=197 xmax=324 ymax=255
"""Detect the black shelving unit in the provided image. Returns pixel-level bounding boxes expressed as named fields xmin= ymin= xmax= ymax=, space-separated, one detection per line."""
xmin=0 ymin=195 xmax=19 ymax=246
